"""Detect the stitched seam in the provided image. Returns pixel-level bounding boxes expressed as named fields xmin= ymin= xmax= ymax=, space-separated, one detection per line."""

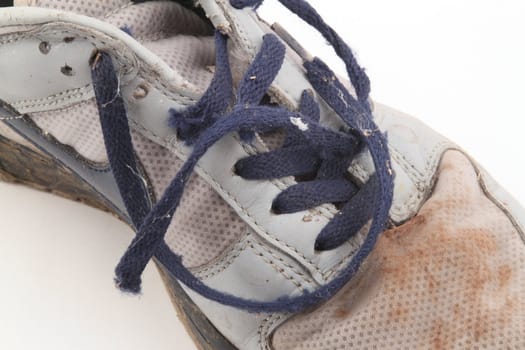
xmin=257 ymin=315 xmax=274 ymax=348
xmin=219 ymin=1 xmax=257 ymax=56
xmin=102 ymin=1 xmax=134 ymax=19
xmin=12 ymin=84 xmax=94 ymax=110
xmin=0 ymin=30 xmax=132 ymax=71
xmin=188 ymin=171 xmax=324 ymax=275
xmin=248 ymin=239 xmax=305 ymax=292
xmin=0 ymin=28 xmax=199 ymax=107
xmin=0 ymin=115 xmax=24 ymax=121
xmin=420 ymin=140 xmax=451 ymax=176
xmin=389 ymin=148 xmax=425 ymax=187
xmin=159 ymin=143 xmax=325 ymax=274
xmin=388 ymin=146 xmax=426 ymax=180
xmin=476 ymin=161 xmax=525 ymax=245
xmin=192 ymin=238 xmax=249 ymax=280
xmin=137 ymin=71 xmax=197 ymax=106
xmin=134 ymin=31 xmax=182 ymax=43
xmin=30 ymin=98 xmax=94 ymax=118
xmin=322 ymin=227 xmax=369 ymax=278
xmin=249 ymin=237 xmax=316 ymax=287
xmin=391 ymin=140 xmax=451 ymax=216
xmin=0 ymin=34 xmax=32 ymax=45
xmin=259 ymin=314 xmax=284 ymax=350
xmin=12 ymin=83 xmax=92 ymax=106
xmin=391 ymin=189 xmax=424 ymax=219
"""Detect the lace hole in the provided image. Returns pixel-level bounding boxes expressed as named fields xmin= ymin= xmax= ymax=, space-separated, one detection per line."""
xmin=60 ymin=64 xmax=74 ymax=76
xmin=270 ymin=202 xmax=283 ymax=215
xmin=232 ymin=161 xmax=242 ymax=176
xmin=314 ymin=240 xmax=326 ymax=252
xmin=38 ymin=41 xmax=51 ymax=54
xmin=133 ymin=83 xmax=149 ymax=100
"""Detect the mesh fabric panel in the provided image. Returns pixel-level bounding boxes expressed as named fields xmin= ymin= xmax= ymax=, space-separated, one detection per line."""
xmin=104 ymin=1 xmax=212 ymax=41
xmin=273 ymin=150 xmax=525 ymax=349
xmin=143 ymin=36 xmax=215 ymax=93
xmin=131 ymin=131 xmax=248 ymax=268
xmin=30 ymin=99 xmax=108 ymax=163
xmin=105 ymin=1 xmax=215 ymax=92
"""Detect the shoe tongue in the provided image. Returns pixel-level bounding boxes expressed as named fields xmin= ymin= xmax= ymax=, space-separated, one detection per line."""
xmin=24 ymin=0 xmax=216 ymax=93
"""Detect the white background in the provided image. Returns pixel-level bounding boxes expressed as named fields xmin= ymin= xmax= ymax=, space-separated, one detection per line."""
xmin=1 ymin=1 xmax=524 ymax=349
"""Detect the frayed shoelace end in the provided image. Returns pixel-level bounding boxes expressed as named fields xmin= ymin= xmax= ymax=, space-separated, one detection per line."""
xmin=114 ymin=276 xmax=142 ymax=295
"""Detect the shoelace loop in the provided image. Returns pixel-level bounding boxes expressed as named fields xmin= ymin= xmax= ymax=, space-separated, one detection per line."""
xmin=91 ymin=0 xmax=394 ymax=314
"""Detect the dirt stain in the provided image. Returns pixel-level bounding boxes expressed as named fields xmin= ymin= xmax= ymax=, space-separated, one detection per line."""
xmin=376 ymin=185 xmax=522 ymax=348
xmin=334 ymin=308 xmax=351 ymax=319
xmin=498 ymin=264 xmax=512 ymax=287
xmin=387 ymin=304 xmax=409 ymax=323
xmin=321 ymin=152 xmax=523 ymax=349
xmin=431 ymin=319 xmax=445 ymax=350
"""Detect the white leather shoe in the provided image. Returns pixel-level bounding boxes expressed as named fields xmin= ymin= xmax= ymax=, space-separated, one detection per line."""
xmin=1 ymin=1 xmax=524 ymax=349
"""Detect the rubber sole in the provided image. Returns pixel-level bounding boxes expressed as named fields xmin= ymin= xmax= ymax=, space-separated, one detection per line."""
xmin=0 ymin=134 xmax=237 ymax=350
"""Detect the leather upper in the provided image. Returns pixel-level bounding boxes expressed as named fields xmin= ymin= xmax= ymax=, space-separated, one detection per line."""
xmin=3 ymin=4 xmax=521 ymax=350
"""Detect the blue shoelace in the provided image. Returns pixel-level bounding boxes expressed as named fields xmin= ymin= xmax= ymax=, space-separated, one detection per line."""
xmin=90 ymin=0 xmax=394 ymax=314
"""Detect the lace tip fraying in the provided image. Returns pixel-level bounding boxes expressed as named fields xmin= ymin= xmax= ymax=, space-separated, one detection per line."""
xmin=114 ymin=276 xmax=142 ymax=295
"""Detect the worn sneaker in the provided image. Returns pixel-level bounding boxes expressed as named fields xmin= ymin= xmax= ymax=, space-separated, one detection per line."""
xmin=1 ymin=1 xmax=524 ymax=349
